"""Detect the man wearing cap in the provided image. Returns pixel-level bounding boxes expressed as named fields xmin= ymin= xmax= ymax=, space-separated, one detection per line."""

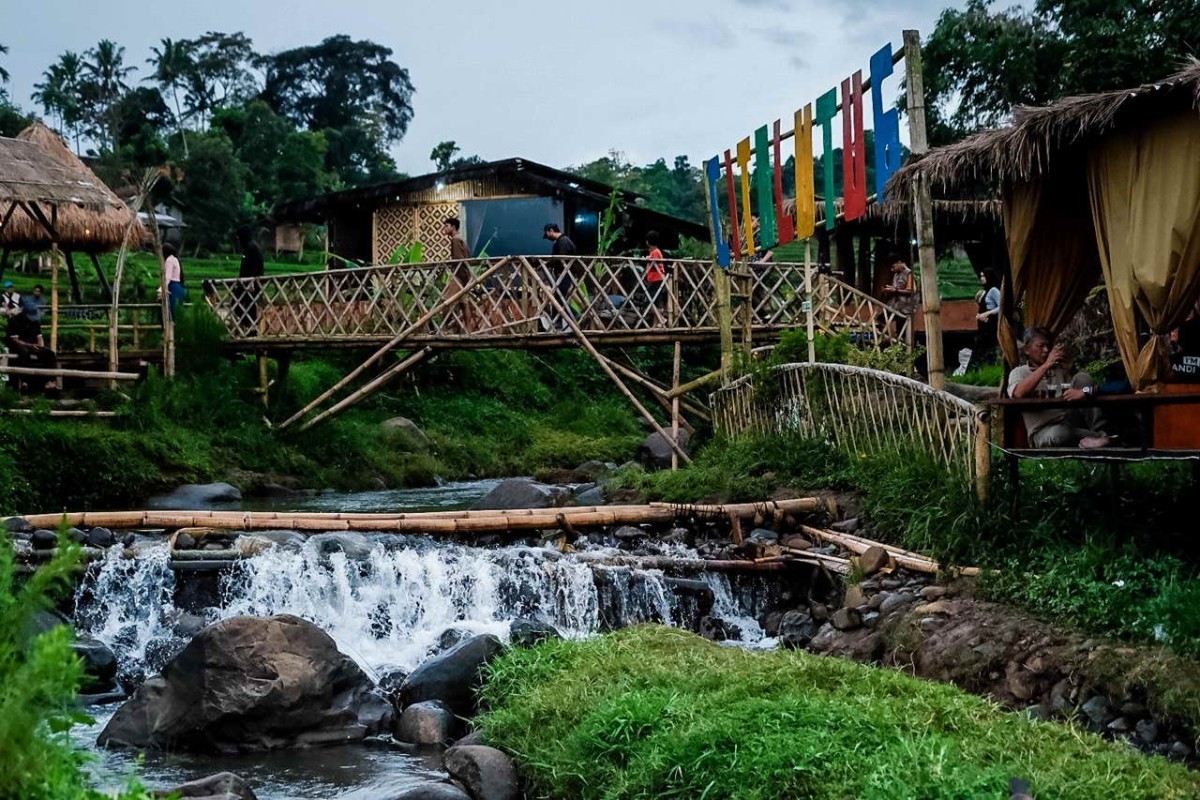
xmin=543 ymin=223 xmax=577 ymax=330
xmin=1 ymin=282 xmax=20 ymax=318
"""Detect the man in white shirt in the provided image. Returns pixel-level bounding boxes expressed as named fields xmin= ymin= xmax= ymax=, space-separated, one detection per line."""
xmin=1007 ymin=327 xmax=1110 ymax=448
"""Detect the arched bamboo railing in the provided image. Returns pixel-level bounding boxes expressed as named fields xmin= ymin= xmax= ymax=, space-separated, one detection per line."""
xmin=710 ymin=362 xmax=990 ymax=495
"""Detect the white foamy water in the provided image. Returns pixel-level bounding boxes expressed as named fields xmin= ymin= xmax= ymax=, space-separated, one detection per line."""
xmin=74 ymin=535 xmax=769 ymax=683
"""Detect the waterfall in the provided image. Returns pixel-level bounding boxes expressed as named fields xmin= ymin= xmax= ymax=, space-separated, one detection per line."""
xmin=73 ymin=535 xmax=768 ymax=683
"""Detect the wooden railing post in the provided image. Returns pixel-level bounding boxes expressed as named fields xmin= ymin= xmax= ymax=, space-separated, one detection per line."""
xmin=975 ymin=411 xmax=992 ymax=502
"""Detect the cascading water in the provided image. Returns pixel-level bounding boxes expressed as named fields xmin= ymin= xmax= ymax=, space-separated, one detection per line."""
xmin=73 ymin=533 xmax=771 ymax=685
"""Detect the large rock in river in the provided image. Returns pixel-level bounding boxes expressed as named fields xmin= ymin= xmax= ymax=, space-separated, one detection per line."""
xmin=638 ymin=429 xmax=691 ymax=470
xmin=399 ymin=634 xmax=503 ymax=716
xmin=149 ymin=482 xmax=242 ymax=510
xmin=472 ymin=478 xmax=566 ymax=511
xmin=98 ymin=615 xmax=392 ymax=753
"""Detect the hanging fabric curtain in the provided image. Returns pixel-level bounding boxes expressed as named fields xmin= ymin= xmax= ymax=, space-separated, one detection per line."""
xmin=999 ymin=162 xmax=1102 ymax=366
xmin=1088 ymin=112 xmax=1200 ymax=392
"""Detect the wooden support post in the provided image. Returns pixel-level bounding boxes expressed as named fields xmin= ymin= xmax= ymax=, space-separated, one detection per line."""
xmin=279 ymin=257 xmax=512 ymax=430
xmin=257 ymin=353 xmax=269 ymax=407
xmin=975 ymin=412 xmax=992 ymax=503
xmin=88 ymin=252 xmax=113 ymax=299
xmin=904 ymin=29 xmax=945 ymax=390
xmin=716 ymin=264 xmax=734 ymax=380
xmin=299 ymin=347 xmax=432 ymax=431
xmin=521 ymin=258 xmax=692 ymax=465
xmin=111 ymin=169 xmax=160 ymax=388
xmin=805 ymin=239 xmax=816 ymax=363
xmin=147 ymin=204 xmax=174 ymax=378
xmin=50 ymin=247 xmax=60 ymax=351
xmin=671 ymin=340 xmax=682 ymax=471
xmin=62 ymin=251 xmax=83 ymax=304
xmin=595 ymin=354 xmax=703 ymax=428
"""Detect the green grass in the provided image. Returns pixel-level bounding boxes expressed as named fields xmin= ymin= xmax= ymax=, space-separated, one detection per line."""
xmin=480 ymin=626 xmax=1200 ymax=800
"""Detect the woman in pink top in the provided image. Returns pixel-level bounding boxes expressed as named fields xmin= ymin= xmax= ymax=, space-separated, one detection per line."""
xmin=163 ymin=243 xmax=186 ymax=319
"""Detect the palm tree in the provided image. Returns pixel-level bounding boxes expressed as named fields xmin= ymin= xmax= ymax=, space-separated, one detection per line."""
xmin=84 ymin=39 xmax=135 ymax=152
xmin=33 ymin=52 xmax=85 ymax=149
xmin=0 ymin=43 xmax=10 ymax=84
xmin=147 ymin=38 xmax=192 ymax=157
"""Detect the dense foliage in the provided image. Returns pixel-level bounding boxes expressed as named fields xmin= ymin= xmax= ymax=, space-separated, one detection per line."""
xmin=0 ymin=535 xmax=147 ymax=799
xmin=481 ymin=626 xmax=1200 ymax=800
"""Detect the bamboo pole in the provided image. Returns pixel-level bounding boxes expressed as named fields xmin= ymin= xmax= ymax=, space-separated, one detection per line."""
xmin=299 ymin=347 xmax=432 ymax=431
xmin=903 ymin=29 xmax=944 ymax=390
xmin=147 ymin=202 xmax=173 ymax=378
xmin=1 ymin=409 xmax=118 ymax=418
xmin=110 ymin=170 xmax=160 ymax=388
xmin=671 ymin=340 xmax=682 ymax=471
xmin=594 ymin=354 xmax=697 ymax=432
xmin=50 ymin=247 xmax=60 ymax=351
xmin=665 ymin=368 xmax=722 ymax=400
xmin=974 ymin=413 xmax=992 ymax=503
xmin=0 ymin=366 xmax=139 ymax=380
xmin=602 ymin=355 xmax=711 ymax=419
xmin=519 ymin=258 xmax=692 ymax=465
xmin=278 ymin=257 xmax=511 ymax=430
xmin=716 ymin=265 xmax=734 ymax=380
xmin=18 ymin=497 xmax=824 ymax=532
xmin=805 ymin=239 xmax=816 ymax=363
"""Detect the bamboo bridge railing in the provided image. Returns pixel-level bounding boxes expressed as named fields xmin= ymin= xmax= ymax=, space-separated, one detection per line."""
xmin=202 ymin=256 xmax=910 ymax=350
xmin=710 ymin=362 xmax=990 ymax=497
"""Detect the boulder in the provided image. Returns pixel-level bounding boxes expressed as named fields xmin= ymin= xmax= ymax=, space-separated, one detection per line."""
xmin=508 ymin=618 xmax=562 ymax=648
xmin=68 ymin=527 xmax=88 ymax=543
xmin=437 ymin=628 xmax=471 ymax=654
xmin=857 ymin=546 xmax=890 ymax=576
xmin=393 ymin=700 xmax=459 ymax=745
xmin=399 ymin=634 xmax=504 ymax=716
xmin=831 ymin=607 xmax=863 ymax=631
xmin=382 ymin=417 xmax=432 ymax=451
xmin=98 ymin=614 xmax=393 ymax=753
xmin=570 ymin=460 xmax=616 ymax=483
xmin=453 ymin=730 xmax=487 ymax=748
xmin=473 ymin=478 xmax=565 ymax=511
xmin=149 ymin=482 xmax=242 ymax=510
xmin=72 ymin=637 xmax=118 ymax=691
xmin=86 ymin=527 xmax=116 ymax=548
xmin=31 ymin=529 xmax=58 ymax=550
xmin=154 ymin=772 xmax=257 ymax=800
xmin=638 ymin=429 xmax=691 ymax=470
xmin=4 ymin=516 xmax=32 ymax=533
xmin=174 ymin=533 xmax=197 ymax=550
xmin=778 ymin=610 xmax=817 ymax=649
xmin=309 ymin=532 xmax=375 ymax=561
xmin=572 ymin=485 xmax=604 ymax=506
xmin=443 ymin=745 xmax=519 ymax=800
xmin=391 ymin=784 xmax=471 ymax=800
xmin=698 ymin=616 xmax=737 ymax=642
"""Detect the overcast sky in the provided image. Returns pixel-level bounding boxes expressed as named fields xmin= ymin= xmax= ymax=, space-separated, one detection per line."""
xmin=2 ymin=0 xmax=956 ymax=175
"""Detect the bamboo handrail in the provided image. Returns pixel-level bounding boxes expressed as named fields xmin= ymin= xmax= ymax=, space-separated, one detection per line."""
xmin=0 ymin=366 xmax=140 ymax=380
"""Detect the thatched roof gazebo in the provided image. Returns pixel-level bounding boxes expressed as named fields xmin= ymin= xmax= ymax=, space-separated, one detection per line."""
xmin=0 ymin=122 xmax=145 ymax=300
xmin=887 ymin=61 xmax=1200 ymax=392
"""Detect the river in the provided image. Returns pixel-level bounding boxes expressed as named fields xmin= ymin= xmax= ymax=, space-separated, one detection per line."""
xmin=71 ymin=479 xmax=771 ymax=798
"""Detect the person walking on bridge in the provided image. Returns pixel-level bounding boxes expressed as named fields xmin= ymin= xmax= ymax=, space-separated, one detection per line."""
xmin=543 ymin=223 xmax=577 ymax=331
xmin=442 ymin=217 xmax=478 ymax=334
xmin=235 ymin=226 xmax=264 ymax=337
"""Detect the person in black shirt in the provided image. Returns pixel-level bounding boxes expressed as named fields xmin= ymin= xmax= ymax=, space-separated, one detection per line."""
xmin=7 ymin=310 xmax=58 ymax=393
xmin=543 ymin=223 xmax=577 ymax=330
xmin=235 ymin=226 xmax=265 ymax=335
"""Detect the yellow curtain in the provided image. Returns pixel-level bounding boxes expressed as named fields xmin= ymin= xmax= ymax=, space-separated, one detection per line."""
xmin=1000 ymin=164 xmax=1103 ymax=366
xmin=1088 ymin=112 xmax=1200 ymax=391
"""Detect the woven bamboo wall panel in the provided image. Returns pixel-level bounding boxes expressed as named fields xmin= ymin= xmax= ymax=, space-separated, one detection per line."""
xmin=374 ymin=202 xmax=463 ymax=263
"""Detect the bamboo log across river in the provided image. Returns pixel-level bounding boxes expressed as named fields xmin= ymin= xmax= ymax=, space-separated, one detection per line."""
xmin=18 ymin=497 xmax=826 ymax=535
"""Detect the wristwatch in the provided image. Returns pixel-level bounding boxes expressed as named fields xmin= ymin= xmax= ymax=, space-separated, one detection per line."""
xmin=1083 ymin=385 xmax=1093 ymax=396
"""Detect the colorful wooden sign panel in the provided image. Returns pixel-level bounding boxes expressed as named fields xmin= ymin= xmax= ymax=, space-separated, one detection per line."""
xmin=705 ymin=42 xmax=905 ymax=267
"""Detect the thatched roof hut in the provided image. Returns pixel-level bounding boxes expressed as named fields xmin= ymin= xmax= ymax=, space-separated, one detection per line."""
xmin=0 ymin=122 xmax=144 ymax=253
xmin=885 ymin=62 xmax=1200 ymax=391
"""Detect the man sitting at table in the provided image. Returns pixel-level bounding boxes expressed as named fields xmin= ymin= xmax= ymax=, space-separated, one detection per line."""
xmin=1008 ymin=327 xmax=1111 ymax=449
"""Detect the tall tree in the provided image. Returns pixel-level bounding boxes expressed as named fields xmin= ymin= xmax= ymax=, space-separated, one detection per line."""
xmin=33 ymin=52 xmax=86 ymax=146
xmin=430 ymin=140 xmax=460 ymax=171
xmin=182 ymin=31 xmax=257 ymax=127
xmin=0 ymin=42 xmax=9 ymax=87
xmin=174 ymin=130 xmax=247 ymax=252
xmin=146 ymin=38 xmax=194 ymax=156
xmin=82 ymin=39 xmax=135 ymax=152
xmin=923 ymin=0 xmax=1200 ymax=144
xmin=259 ymin=35 xmax=414 ymax=140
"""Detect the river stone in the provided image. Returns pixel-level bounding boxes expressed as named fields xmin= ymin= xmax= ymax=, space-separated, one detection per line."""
xmin=72 ymin=637 xmax=118 ymax=691
xmin=878 ymin=592 xmax=914 ymax=615
xmin=174 ymin=533 xmax=198 ymax=550
xmin=393 ymin=700 xmax=458 ymax=745
xmin=97 ymin=614 xmax=393 ymax=753
xmin=444 ymin=745 xmax=519 ymax=800
xmin=437 ymin=628 xmax=471 ymax=653
xmin=31 ymin=529 xmax=58 ymax=550
xmin=381 ymin=417 xmax=432 ymax=450
xmin=778 ymin=610 xmax=817 ymax=649
xmin=1081 ymin=695 xmax=1113 ymax=728
xmin=391 ymin=784 xmax=471 ymax=800
xmin=638 ymin=429 xmax=691 ymax=470
xmin=154 ymin=772 xmax=258 ymax=800
xmin=1137 ymin=719 xmax=1160 ymax=744
xmin=84 ymin=527 xmax=115 ymax=548
xmin=4 ymin=516 xmax=32 ymax=533
xmin=831 ymin=607 xmax=863 ymax=631
xmin=509 ymin=618 xmax=562 ymax=648
xmin=857 ymin=546 xmax=890 ymax=576
xmin=473 ymin=478 xmax=565 ymax=511
xmin=572 ymin=485 xmax=604 ymax=506
xmin=310 ymin=532 xmax=375 ymax=561
xmin=399 ymin=634 xmax=504 ymax=716
xmin=67 ymin=527 xmax=88 ymax=543
xmin=149 ymin=482 xmax=242 ymax=510
xmin=571 ymin=460 xmax=616 ymax=482
xmin=453 ymin=730 xmax=487 ymax=748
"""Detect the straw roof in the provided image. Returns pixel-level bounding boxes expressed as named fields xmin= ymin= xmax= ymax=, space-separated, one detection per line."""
xmin=0 ymin=122 xmax=144 ymax=253
xmin=887 ymin=60 xmax=1200 ymax=198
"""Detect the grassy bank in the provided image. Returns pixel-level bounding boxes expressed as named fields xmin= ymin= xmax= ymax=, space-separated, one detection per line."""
xmin=480 ymin=626 xmax=1199 ymax=799
xmin=0 ymin=332 xmax=663 ymax=512
xmin=612 ymin=434 xmax=1200 ymax=658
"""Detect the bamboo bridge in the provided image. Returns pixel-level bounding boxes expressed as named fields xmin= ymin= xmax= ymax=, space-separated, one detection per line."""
xmin=200 ymin=255 xmax=911 ymax=438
